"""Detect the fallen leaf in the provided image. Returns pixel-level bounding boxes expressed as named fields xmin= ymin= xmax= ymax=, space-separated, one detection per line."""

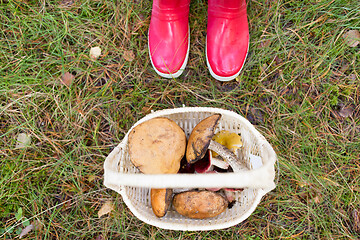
xmin=343 ymin=30 xmax=360 ymax=47
xmin=348 ymin=74 xmax=357 ymax=81
xmin=98 ymin=201 xmax=114 ymax=218
xmin=248 ymin=107 xmax=264 ymax=124
xmin=15 ymin=133 xmax=31 ymax=149
xmin=59 ymin=0 xmax=74 ymax=7
xmin=90 ymin=47 xmax=102 ymax=59
xmin=296 ymin=181 xmax=309 ymax=188
xmin=313 ymin=196 xmax=321 ymax=204
xmin=258 ymin=39 xmax=271 ymax=48
xmin=352 ymin=208 xmax=360 ymax=232
xmin=338 ymin=105 xmax=354 ymax=118
xmin=123 ymin=50 xmax=135 ymax=62
xmin=19 ymin=224 xmax=34 ymax=238
xmin=19 ymin=221 xmax=41 ymax=238
xmin=141 ymin=106 xmax=152 ymax=114
xmin=95 ymin=234 xmax=104 ymax=240
xmin=340 ymin=63 xmax=350 ymax=73
xmin=60 ymin=72 xmax=75 ymax=86
xmin=87 ymin=175 xmax=97 ymax=182
xmin=275 ymin=55 xmax=283 ymax=65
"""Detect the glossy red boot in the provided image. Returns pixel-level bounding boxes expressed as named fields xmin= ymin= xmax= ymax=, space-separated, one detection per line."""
xmin=148 ymin=0 xmax=190 ymax=78
xmin=206 ymin=0 xmax=249 ymax=81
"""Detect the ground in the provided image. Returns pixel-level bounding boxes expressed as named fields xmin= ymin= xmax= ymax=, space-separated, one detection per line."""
xmin=0 ymin=0 xmax=359 ymax=239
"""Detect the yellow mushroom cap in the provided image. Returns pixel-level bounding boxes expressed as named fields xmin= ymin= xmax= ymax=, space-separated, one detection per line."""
xmin=212 ymin=130 xmax=243 ymax=157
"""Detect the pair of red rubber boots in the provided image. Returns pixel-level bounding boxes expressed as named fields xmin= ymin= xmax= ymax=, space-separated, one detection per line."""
xmin=148 ymin=0 xmax=249 ymax=81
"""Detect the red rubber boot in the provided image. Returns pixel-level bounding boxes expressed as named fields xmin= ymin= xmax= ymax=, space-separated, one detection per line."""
xmin=148 ymin=0 xmax=190 ymax=78
xmin=206 ymin=0 xmax=249 ymax=81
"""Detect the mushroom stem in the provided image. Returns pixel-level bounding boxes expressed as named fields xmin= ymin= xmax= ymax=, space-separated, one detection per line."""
xmin=211 ymin=157 xmax=230 ymax=170
xmin=208 ymin=140 xmax=247 ymax=172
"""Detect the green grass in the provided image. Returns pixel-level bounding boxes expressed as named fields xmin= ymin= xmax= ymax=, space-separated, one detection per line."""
xmin=1 ymin=0 xmax=360 ymax=239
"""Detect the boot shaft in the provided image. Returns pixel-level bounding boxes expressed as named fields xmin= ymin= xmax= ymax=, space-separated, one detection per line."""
xmin=152 ymin=0 xmax=191 ymax=21
xmin=208 ymin=0 xmax=246 ymax=8
xmin=208 ymin=0 xmax=247 ymax=18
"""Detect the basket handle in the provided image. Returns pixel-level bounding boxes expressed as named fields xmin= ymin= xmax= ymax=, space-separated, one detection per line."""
xmin=104 ymin=163 xmax=276 ymax=193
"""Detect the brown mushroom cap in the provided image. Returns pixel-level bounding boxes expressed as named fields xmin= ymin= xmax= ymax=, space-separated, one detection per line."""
xmin=186 ymin=114 xmax=221 ymax=164
xmin=128 ymin=117 xmax=186 ymax=174
xmin=172 ymin=190 xmax=228 ymax=219
xmin=151 ymin=188 xmax=173 ymax=218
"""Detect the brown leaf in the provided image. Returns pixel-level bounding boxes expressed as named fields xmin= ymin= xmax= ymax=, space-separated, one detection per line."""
xmin=348 ymin=74 xmax=357 ymax=81
xmin=343 ymin=30 xmax=360 ymax=47
xmin=340 ymin=63 xmax=350 ymax=73
xmin=123 ymin=50 xmax=135 ymax=62
xmin=87 ymin=175 xmax=97 ymax=182
xmin=141 ymin=106 xmax=152 ymax=114
xmin=247 ymin=107 xmax=264 ymax=124
xmin=59 ymin=0 xmax=74 ymax=7
xmin=352 ymin=208 xmax=360 ymax=232
xmin=258 ymin=39 xmax=271 ymax=48
xmin=19 ymin=221 xmax=41 ymax=238
xmin=95 ymin=235 xmax=104 ymax=240
xmin=60 ymin=72 xmax=75 ymax=86
xmin=19 ymin=224 xmax=35 ymax=238
xmin=275 ymin=55 xmax=283 ymax=65
xmin=98 ymin=201 xmax=114 ymax=218
xmin=339 ymin=105 xmax=354 ymax=118
xmin=313 ymin=196 xmax=321 ymax=204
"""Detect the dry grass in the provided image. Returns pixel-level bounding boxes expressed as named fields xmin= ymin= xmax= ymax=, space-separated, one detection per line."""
xmin=1 ymin=0 xmax=360 ymax=239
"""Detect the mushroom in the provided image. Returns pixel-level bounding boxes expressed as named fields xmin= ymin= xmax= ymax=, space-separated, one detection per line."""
xmin=178 ymin=156 xmax=195 ymax=174
xmin=211 ymin=130 xmax=243 ymax=158
xmin=172 ymin=190 xmax=228 ymax=219
xmin=186 ymin=114 xmax=221 ymax=164
xmin=186 ymin=114 xmax=244 ymax=172
xmin=193 ymin=150 xmax=212 ymax=173
xmin=192 ymin=150 xmax=229 ymax=174
xmin=128 ymin=117 xmax=187 ymax=174
xmin=223 ymin=188 xmax=244 ymax=203
xmin=150 ymin=188 xmax=173 ymax=218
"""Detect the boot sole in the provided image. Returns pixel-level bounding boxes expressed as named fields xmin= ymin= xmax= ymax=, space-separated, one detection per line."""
xmin=206 ymin=38 xmax=249 ymax=82
xmin=148 ymin=30 xmax=190 ymax=79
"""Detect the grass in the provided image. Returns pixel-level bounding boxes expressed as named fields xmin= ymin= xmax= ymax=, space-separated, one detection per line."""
xmin=1 ymin=0 xmax=359 ymax=238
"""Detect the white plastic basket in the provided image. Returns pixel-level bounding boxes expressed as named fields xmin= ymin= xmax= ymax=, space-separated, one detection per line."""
xmin=104 ymin=107 xmax=277 ymax=231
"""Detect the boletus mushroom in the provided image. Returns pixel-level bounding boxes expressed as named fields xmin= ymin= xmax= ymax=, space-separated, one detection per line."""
xmin=212 ymin=130 xmax=243 ymax=157
xmin=186 ymin=114 xmax=243 ymax=171
xmin=172 ymin=190 xmax=228 ymax=219
xmin=151 ymin=188 xmax=173 ymax=218
xmin=186 ymin=114 xmax=221 ymax=164
xmin=128 ymin=117 xmax=186 ymax=174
